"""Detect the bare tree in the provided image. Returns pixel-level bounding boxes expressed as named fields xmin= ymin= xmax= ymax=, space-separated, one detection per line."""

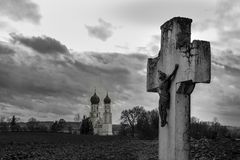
xmin=191 ymin=116 xmax=200 ymax=124
xmin=27 ymin=117 xmax=39 ymax=131
xmin=120 ymin=106 xmax=145 ymax=137
xmin=213 ymin=117 xmax=219 ymax=125
xmin=7 ymin=116 xmax=20 ymax=123
xmin=9 ymin=115 xmax=20 ymax=131
xmin=51 ymin=119 xmax=66 ymax=132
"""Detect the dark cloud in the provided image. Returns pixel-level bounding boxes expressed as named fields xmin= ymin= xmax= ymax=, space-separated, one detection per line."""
xmin=0 ymin=92 xmax=75 ymax=116
xmin=85 ymin=18 xmax=115 ymax=41
xmin=0 ymin=43 xmax=153 ymax=122
xmin=10 ymin=33 xmax=69 ymax=54
xmin=215 ymin=92 xmax=240 ymax=126
xmin=212 ymin=61 xmax=240 ymax=77
xmin=191 ymin=48 xmax=240 ymax=126
xmin=0 ymin=61 xmax=85 ymax=98
xmin=222 ymin=30 xmax=240 ymax=41
xmin=1 ymin=33 xmax=239 ymax=126
xmin=218 ymin=94 xmax=240 ymax=108
xmin=224 ymin=66 xmax=240 ymax=77
xmin=0 ymin=43 xmax=15 ymax=54
xmin=212 ymin=49 xmax=240 ymax=77
xmin=74 ymin=61 xmax=130 ymax=76
xmin=0 ymin=0 xmax=41 ymax=24
xmin=86 ymin=52 xmax=147 ymax=71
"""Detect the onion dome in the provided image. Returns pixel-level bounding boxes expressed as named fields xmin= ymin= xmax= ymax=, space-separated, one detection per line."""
xmin=90 ymin=90 xmax=100 ymax=104
xmin=104 ymin=93 xmax=111 ymax=104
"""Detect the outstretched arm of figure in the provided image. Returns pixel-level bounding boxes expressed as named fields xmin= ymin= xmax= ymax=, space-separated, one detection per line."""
xmin=166 ymin=64 xmax=179 ymax=81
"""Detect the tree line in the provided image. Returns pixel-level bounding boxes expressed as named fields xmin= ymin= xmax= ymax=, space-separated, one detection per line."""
xmin=0 ymin=116 xmax=65 ymax=132
xmin=119 ymin=106 xmax=240 ymax=140
xmin=120 ymin=106 xmax=159 ymax=139
xmin=190 ymin=117 xmax=240 ymax=139
xmin=0 ymin=115 xmax=93 ymax=134
xmin=0 ymin=115 xmax=22 ymax=132
xmin=1 ymin=108 xmax=240 ymax=140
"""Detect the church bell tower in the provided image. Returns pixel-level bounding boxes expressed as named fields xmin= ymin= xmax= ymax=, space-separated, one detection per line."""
xmin=90 ymin=89 xmax=100 ymax=134
xmin=102 ymin=92 xmax=113 ymax=135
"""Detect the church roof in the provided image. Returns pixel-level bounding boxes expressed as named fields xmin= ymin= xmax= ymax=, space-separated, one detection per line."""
xmin=104 ymin=93 xmax=111 ymax=104
xmin=90 ymin=90 xmax=100 ymax=104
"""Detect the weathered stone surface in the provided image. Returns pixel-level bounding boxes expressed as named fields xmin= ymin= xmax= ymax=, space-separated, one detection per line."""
xmin=147 ymin=18 xmax=211 ymax=93
xmin=146 ymin=17 xmax=211 ymax=160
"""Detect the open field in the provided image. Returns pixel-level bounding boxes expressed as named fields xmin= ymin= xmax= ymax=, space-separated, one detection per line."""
xmin=0 ymin=132 xmax=240 ymax=160
xmin=0 ymin=132 xmax=157 ymax=160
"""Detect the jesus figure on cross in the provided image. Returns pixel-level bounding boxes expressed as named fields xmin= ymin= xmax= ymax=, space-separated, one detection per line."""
xmin=157 ymin=64 xmax=179 ymax=127
xmin=147 ymin=17 xmax=211 ymax=160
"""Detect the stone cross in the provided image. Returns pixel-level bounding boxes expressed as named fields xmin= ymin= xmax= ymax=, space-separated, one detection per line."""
xmin=147 ymin=17 xmax=211 ymax=160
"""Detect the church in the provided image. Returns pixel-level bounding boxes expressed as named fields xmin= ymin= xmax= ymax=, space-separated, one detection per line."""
xmin=89 ymin=90 xmax=113 ymax=135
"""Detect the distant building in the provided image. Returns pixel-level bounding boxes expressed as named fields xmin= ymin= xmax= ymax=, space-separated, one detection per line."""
xmin=11 ymin=121 xmax=81 ymax=134
xmin=38 ymin=121 xmax=54 ymax=130
xmin=89 ymin=90 xmax=113 ymax=135
xmin=61 ymin=122 xmax=81 ymax=134
xmin=0 ymin=90 xmax=116 ymax=135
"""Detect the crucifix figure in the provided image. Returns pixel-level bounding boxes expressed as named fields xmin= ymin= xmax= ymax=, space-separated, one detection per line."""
xmin=158 ymin=64 xmax=178 ymax=127
xmin=147 ymin=17 xmax=211 ymax=160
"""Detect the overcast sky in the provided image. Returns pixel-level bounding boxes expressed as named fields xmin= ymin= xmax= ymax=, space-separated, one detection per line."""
xmin=0 ymin=0 xmax=239 ymax=126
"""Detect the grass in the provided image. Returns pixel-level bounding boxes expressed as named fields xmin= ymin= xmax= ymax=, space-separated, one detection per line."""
xmin=0 ymin=132 xmax=158 ymax=160
xmin=1 ymin=132 xmax=239 ymax=160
